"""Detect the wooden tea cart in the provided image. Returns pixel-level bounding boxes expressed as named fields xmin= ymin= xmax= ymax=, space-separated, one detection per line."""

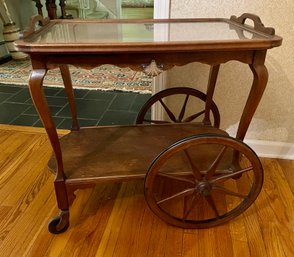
xmin=15 ymin=13 xmax=282 ymax=234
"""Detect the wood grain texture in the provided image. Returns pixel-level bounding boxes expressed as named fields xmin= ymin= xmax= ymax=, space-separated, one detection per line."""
xmin=0 ymin=125 xmax=293 ymax=257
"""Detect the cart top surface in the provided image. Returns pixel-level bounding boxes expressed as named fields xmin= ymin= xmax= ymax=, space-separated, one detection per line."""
xmin=15 ymin=16 xmax=282 ymax=53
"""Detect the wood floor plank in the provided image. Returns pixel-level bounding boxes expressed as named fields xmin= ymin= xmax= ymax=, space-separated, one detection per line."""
xmin=182 ymin=232 xmax=199 ymax=257
xmin=0 ymin=136 xmax=51 ymax=204
xmin=78 ymin=184 xmax=121 ymax=257
xmin=0 ymin=132 xmax=34 ymax=172
xmin=229 ymin=216 xmax=251 ymax=257
xmin=0 ymin=127 xmax=293 ymax=257
xmin=45 ymin=188 xmax=95 ymax=257
xmin=0 ymin=206 xmax=12 ymax=225
xmin=112 ymin=182 xmax=149 ymax=257
xmin=277 ymin=159 xmax=294 ymax=194
xmin=95 ymin=182 xmax=134 ymax=257
xmin=55 ymin=184 xmax=121 ymax=257
xmin=0 ymin=169 xmax=52 ymax=242
xmin=227 ymin=179 xmax=251 ymax=257
xmin=164 ymin=226 xmax=184 ymax=257
xmin=128 ymin=210 xmax=154 ymax=257
xmin=0 ymin=124 xmax=69 ymax=135
xmin=145 ymin=218 xmax=168 ymax=257
xmin=0 ymin=176 xmax=55 ymax=256
xmin=255 ymin=159 xmax=294 ymax=257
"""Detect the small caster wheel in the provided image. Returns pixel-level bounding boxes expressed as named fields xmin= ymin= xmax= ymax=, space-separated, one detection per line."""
xmin=48 ymin=214 xmax=69 ymax=234
xmin=136 ymin=87 xmax=220 ymax=127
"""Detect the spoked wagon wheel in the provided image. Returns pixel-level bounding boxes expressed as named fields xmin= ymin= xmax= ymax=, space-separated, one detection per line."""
xmin=136 ymin=87 xmax=220 ymax=127
xmin=144 ymin=134 xmax=263 ymax=228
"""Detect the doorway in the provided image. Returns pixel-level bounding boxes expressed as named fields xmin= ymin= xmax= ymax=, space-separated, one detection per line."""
xmin=121 ymin=0 xmax=154 ymax=19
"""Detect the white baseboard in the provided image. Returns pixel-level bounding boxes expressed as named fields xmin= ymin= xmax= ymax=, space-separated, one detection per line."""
xmin=244 ymin=139 xmax=294 ymax=160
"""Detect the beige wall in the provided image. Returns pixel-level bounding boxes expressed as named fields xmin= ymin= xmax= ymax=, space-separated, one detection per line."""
xmin=168 ymin=0 xmax=293 ymax=143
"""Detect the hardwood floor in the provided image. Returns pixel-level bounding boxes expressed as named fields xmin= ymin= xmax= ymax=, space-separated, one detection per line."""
xmin=0 ymin=125 xmax=293 ymax=257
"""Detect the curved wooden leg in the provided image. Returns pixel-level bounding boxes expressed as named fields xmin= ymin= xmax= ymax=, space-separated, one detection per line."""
xmin=232 ymin=50 xmax=268 ymax=177
xmin=236 ymin=50 xmax=268 ymax=141
xmin=60 ymin=64 xmax=80 ymax=131
xmin=29 ymin=69 xmax=70 ymax=232
xmin=203 ymin=64 xmax=220 ymax=126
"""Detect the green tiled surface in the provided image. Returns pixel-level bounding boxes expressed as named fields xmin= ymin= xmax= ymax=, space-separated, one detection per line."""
xmin=0 ymin=102 xmax=31 ymax=123
xmin=109 ymin=93 xmax=137 ymax=110
xmin=0 ymin=83 xmax=151 ymax=129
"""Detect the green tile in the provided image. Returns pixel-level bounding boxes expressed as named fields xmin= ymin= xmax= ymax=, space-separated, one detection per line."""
xmin=45 ymin=96 xmax=68 ymax=107
xmin=130 ymin=93 xmax=151 ymax=112
xmin=0 ymin=84 xmax=23 ymax=94
xmin=33 ymin=120 xmax=43 ymax=127
xmin=49 ymin=106 xmax=64 ymax=116
xmin=58 ymin=118 xmax=98 ymax=129
xmin=98 ymin=110 xmax=137 ymax=125
xmin=33 ymin=116 xmax=64 ymax=128
xmin=109 ymin=92 xmax=136 ymax=110
xmin=56 ymin=88 xmax=89 ymax=99
xmin=6 ymin=88 xmax=31 ymax=103
xmin=84 ymin=90 xmax=116 ymax=101
xmin=44 ymin=87 xmax=62 ymax=96
xmin=0 ymin=102 xmax=31 ymax=124
xmin=58 ymin=99 xmax=109 ymax=119
xmin=24 ymin=105 xmax=63 ymax=116
xmin=10 ymin=115 xmax=39 ymax=126
xmin=23 ymin=106 xmax=37 ymax=115
xmin=0 ymin=92 xmax=11 ymax=103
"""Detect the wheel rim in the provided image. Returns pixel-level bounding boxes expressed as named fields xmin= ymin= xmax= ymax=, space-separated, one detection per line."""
xmin=136 ymin=87 xmax=220 ymax=127
xmin=144 ymin=135 xmax=263 ymax=228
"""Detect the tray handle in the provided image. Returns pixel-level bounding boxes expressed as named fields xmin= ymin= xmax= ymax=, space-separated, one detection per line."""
xmin=230 ymin=13 xmax=275 ymax=35
xmin=23 ymin=15 xmax=50 ymax=37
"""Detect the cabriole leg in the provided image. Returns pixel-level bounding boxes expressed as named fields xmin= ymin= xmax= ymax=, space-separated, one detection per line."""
xmin=203 ymin=64 xmax=220 ymax=126
xmin=60 ymin=64 xmax=80 ymax=131
xmin=236 ymin=50 xmax=268 ymax=141
xmin=29 ymin=69 xmax=70 ymax=234
xmin=233 ymin=50 xmax=268 ymax=176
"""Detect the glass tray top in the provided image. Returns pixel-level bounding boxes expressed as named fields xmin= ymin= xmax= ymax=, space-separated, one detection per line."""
xmin=28 ymin=21 xmax=265 ymax=44
xmin=15 ymin=18 xmax=282 ymax=53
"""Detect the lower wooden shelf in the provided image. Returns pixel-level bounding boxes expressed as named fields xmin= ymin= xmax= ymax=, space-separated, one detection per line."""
xmin=48 ymin=124 xmax=228 ymax=185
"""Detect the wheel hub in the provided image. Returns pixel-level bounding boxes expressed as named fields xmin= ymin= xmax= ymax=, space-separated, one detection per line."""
xmin=196 ymin=181 xmax=212 ymax=196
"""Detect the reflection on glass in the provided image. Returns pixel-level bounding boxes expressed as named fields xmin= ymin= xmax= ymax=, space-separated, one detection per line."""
xmin=31 ymin=21 xmax=265 ymax=44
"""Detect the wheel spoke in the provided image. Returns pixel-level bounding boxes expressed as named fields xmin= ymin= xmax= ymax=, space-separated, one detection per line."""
xmin=143 ymin=119 xmax=171 ymax=124
xmin=210 ymin=166 xmax=253 ymax=183
xmin=159 ymin=99 xmax=177 ymax=122
xmin=178 ymin=94 xmax=190 ymax=122
xmin=183 ymin=193 xmax=199 ymax=220
xmin=184 ymin=149 xmax=202 ymax=181
xmin=212 ymin=185 xmax=247 ymax=198
xmin=157 ymin=172 xmax=195 ymax=185
xmin=206 ymin=146 xmax=227 ymax=179
xmin=157 ymin=188 xmax=195 ymax=205
xmin=182 ymin=110 xmax=205 ymax=122
xmin=205 ymin=195 xmax=220 ymax=217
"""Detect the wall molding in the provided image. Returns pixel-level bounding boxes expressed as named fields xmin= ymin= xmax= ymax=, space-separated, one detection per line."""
xmin=154 ymin=0 xmax=170 ymax=19
xmin=245 ymin=139 xmax=294 ymax=160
